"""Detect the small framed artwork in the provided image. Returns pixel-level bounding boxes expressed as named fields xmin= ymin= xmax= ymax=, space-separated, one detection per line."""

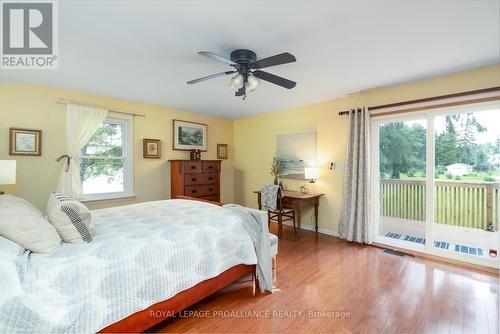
xmin=173 ymin=119 xmax=207 ymax=151
xmin=143 ymin=138 xmax=161 ymax=159
xmin=9 ymin=128 xmax=42 ymax=156
xmin=217 ymin=144 xmax=228 ymax=159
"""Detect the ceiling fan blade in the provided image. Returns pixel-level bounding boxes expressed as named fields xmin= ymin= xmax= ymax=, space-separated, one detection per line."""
xmin=253 ymin=70 xmax=296 ymax=89
xmin=198 ymin=51 xmax=236 ymax=65
xmin=187 ymin=71 xmax=236 ymax=84
xmin=249 ymin=52 xmax=296 ymax=69
xmin=235 ymin=85 xmax=246 ymax=97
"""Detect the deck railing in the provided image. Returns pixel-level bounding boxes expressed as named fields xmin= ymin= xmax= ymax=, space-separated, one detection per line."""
xmin=380 ymin=179 xmax=499 ymax=231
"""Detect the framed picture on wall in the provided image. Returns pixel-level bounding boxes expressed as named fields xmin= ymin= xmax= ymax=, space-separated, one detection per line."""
xmin=173 ymin=120 xmax=207 ymax=151
xmin=217 ymin=144 xmax=228 ymax=159
xmin=9 ymin=128 xmax=42 ymax=156
xmin=143 ymin=138 xmax=161 ymax=159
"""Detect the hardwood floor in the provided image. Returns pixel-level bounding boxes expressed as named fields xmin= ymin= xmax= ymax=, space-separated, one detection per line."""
xmin=151 ymin=225 xmax=499 ymax=334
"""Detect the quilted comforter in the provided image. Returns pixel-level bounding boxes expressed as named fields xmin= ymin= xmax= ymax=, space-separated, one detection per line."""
xmin=0 ymin=199 xmax=258 ymax=333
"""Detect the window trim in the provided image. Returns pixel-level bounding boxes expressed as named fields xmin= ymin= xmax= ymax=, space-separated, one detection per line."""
xmin=80 ymin=112 xmax=134 ymax=201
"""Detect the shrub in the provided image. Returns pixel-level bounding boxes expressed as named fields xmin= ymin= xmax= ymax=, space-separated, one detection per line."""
xmin=446 ymin=173 xmax=453 ymax=179
xmin=484 ymin=176 xmax=495 ymax=182
xmin=406 ymin=170 xmax=415 ymax=177
xmin=454 ymin=176 xmax=462 ymax=180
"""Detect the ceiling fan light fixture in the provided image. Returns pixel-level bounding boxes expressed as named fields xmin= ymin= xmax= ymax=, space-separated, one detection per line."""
xmin=246 ymin=75 xmax=260 ymax=91
xmin=230 ymin=74 xmax=244 ymax=90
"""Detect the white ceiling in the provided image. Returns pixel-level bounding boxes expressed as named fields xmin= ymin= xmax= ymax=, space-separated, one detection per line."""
xmin=1 ymin=0 xmax=499 ymax=119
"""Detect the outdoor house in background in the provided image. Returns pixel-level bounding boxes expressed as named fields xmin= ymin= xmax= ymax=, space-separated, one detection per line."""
xmin=446 ymin=163 xmax=473 ymax=177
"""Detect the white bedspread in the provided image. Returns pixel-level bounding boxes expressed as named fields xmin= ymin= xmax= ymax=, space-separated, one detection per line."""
xmin=0 ymin=199 xmax=257 ymax=333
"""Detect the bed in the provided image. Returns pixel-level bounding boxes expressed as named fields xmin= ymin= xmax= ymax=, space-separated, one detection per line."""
xmin=0 ymin=198 xmax=264 ymax=333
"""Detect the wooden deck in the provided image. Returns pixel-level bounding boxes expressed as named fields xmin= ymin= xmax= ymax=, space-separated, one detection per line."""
xmin=151 ymin=225 xmax=499 ymax=334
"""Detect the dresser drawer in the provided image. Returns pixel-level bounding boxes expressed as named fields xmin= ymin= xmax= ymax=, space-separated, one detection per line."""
xmin=200 ymin=195 xmax=220 ymax=202
xmin=185 ymin=184 xmax=219 ymax=197
xmin=184 ymin=173 xmax=219 ymax=186
xmin=202 ymin=161 xmax=220 ymax=173
xmin=183 ymin=161 xmax=202 ymax=174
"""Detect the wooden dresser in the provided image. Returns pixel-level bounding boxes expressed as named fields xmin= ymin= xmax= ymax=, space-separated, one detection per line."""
xmin=169 ymin=160 xmax=221 ymax=202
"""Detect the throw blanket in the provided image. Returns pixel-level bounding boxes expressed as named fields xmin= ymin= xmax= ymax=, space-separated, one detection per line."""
xmin=223 ymin=204 xmax=273 ymax=292
xmin=261 ymin=184 xmax=281 ymax=211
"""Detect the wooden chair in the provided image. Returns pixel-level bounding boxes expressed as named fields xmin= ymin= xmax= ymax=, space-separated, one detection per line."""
xmin=266 ymin=190 xmax=296 ymax=238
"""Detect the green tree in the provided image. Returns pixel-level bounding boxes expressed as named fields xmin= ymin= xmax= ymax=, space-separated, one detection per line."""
xmin=380 ymin=122 xmax=425 ymax=178
xmin=456 ymin=113 xmax=484 ymax=165
xmin=435 ymin=131 xmax=460 ymax=167
xmin=80 ymin=123 xmax=123 ymax=183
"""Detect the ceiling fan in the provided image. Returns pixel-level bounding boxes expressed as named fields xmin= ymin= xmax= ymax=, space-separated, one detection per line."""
xmin=187 ymin=49 xmax=297 ymax=99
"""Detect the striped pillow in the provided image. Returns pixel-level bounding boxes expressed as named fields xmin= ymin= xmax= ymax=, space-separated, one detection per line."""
xmin=46 ymin=192 xmax=95 ymax=243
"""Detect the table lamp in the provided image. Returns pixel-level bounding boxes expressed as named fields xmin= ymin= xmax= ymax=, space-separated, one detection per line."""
xmin=0 ymin=160 xmax=16 ymax=195
xmin=305 ymin=167 xmax=319 ymax=183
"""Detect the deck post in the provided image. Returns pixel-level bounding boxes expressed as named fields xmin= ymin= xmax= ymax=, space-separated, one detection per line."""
xmin=486 ymin=184 xmax=493 ymax=231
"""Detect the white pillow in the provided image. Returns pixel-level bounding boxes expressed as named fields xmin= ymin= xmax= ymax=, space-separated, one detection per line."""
xmin=46 ymin=192 xmax=95 ymax=243
xmin=0 ymin=194 xmax=61 ymax=253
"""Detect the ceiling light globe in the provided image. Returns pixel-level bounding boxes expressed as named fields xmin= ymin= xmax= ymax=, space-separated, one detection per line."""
xmin=246 ymin=75 xmax=260 ymax=91
xmin=230 ymin=74 xmax=244 ymax=90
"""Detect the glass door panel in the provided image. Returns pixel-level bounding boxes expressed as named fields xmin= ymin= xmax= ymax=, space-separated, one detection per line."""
xmin=378 ymin=119 xmax=427 ymax=249
xmin=433 ymin=109 xmax=499 ymax=260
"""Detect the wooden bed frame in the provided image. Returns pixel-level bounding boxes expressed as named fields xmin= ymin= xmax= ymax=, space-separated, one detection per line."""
xmin=99 ymin=196 xmax=257 ymax=333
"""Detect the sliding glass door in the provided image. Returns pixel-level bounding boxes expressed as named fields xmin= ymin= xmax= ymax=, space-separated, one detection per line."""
xmin=371 ymin=102 xmax=500 ymax=268
xmin=373 ymin=117 xmax=427 ymax=250
xmin=431 ymin=108 xmax=499 ymax=261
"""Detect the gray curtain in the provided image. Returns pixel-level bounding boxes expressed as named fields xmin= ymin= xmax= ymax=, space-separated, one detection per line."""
xmin=338 ymin=107 xmax=371 ymax=244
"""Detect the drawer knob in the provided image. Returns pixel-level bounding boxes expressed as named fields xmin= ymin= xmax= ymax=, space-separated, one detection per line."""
xmin=209 ymin=188 xmax=214 ymax=192
xmin=192 ymin=189 xmax=197 ymax=193
xmin=209 ymin=166 xmax=213 ymax=169
xmin=191 ymin=165 xmax=196 ymax=169
xmin=192 ymin=178 xmax=197 ymax=182
xmin=208 ymin=177 xmax=213 ymax=181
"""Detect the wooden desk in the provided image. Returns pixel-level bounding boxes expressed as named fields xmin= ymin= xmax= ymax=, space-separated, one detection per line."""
xmin=254 ymin=190 xmax=324 ymax=233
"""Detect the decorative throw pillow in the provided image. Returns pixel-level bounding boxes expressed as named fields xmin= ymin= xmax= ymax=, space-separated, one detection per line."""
xmin=0 ymin=194 xmax=61 ymax=253
xmin=46 ymin=192 xmax=95 ymax=243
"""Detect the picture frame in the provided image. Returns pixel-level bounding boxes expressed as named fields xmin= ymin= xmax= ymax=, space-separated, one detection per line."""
xmin=217 ymin=144 xmax=228 ymax=159
xmin=173 ymin=119 xmax=207 ymax=151
xmin=9 ymin=128 xmax=42 ymax=156
xmin=143 ymin=138 xmax=161 ymax=159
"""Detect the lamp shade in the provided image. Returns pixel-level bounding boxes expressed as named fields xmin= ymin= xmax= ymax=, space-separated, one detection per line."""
xmin=0 ymin=160 xmax=16 ymax=185
xmin=304 ymin=167 xmax=319 ymax=181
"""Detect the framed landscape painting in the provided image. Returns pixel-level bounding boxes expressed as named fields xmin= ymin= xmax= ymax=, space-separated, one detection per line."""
xmin=173 ymin=120 xmax=207 ymax=151
xmin=9 ymin=128 xmax=42 ymax=156
xmin=143 ymin=138 xmax=161 ymax=159
xmin=276 ymin=132 xmax=316 ymax=180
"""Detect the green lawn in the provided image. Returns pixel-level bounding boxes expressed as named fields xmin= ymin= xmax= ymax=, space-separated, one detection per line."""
xmin=388 ymin=170 xmax=500 ymax=183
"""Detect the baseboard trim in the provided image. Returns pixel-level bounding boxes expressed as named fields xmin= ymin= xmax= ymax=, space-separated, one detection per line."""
xmin=372 ymin=242 xmax=500 ymax=276
xmin=280 ymin=221 xmax=339 ymax=237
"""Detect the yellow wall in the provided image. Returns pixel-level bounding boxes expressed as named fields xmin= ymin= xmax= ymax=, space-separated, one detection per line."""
xmin=1 ymin=65 xmax=499 ymax=222
xmin=0 ymin=84 xmax=235 ymax=210
xmin=234 ymin=64 xmax=500 ymax=235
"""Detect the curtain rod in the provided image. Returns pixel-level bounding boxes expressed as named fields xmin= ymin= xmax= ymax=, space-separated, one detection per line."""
xmin=55 ymin=98 xmax=146 ymax=118
xmin=338 ymin=86 xmax=500 ymax=116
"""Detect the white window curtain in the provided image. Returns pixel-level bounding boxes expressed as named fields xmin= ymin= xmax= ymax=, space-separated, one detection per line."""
xmin=338 ymin=107 xmax=372 ymax=244
xmin=57 ymin=104 xmax=108 ymax=199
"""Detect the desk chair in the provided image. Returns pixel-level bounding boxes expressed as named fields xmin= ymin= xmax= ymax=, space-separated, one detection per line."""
xmin=265 ymin=187 xmax=297 ymax=238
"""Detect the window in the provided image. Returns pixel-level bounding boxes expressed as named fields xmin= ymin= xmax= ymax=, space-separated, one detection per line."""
xmin=79 ymin=114 xmax=133 ymax=200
